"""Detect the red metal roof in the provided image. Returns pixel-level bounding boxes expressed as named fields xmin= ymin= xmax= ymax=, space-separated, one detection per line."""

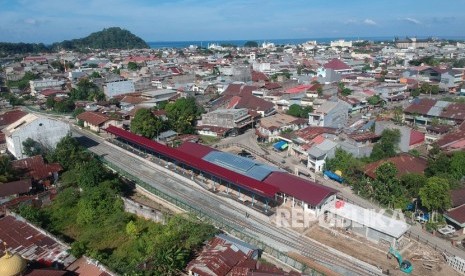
xmin=177 ymin=142 xmax=217 ymax=159
xmin=409 ymin=129 xmax=425 ymax=146
xmin=323 ymin=58 xmax=351 ymax=71
xmin=445 ymin=204 xmax=465 ymax=225
xmin=105 ymin=126 xmax=278 ymax=198
xmin=263 ymin=172 xmax=337 ymax=206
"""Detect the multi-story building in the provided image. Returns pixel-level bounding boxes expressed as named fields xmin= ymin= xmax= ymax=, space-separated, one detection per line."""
xmin=103 ymin=79 xmax=135 ymax=98
xmin=308 ymin=100 xmax=350 ymax=128
xmin=29 ymin=79 xmax=65 ymax=96
xmin=200 ymin=108 xmax=251 ymax=129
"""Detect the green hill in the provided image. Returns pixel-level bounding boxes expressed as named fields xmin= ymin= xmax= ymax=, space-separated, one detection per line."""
xmin=52 ymin=27 xmax=149 ymax=50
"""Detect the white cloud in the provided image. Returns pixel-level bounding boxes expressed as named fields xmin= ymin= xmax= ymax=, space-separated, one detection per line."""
xmin=403 ymin=17 xmax=421 ymax=25
xmin=363 ymin=19 xmax=377 ymax=25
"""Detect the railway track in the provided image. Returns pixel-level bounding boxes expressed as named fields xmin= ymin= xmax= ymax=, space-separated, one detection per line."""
xmin=77 ymin=132 xmax=382 ymax=276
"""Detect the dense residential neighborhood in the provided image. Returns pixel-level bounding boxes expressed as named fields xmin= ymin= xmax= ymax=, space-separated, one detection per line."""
xmin=2 ymin=26 xmax=465 ymax=275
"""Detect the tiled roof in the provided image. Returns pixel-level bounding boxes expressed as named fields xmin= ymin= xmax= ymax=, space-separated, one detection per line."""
xmin=251 ymin=71 xmax=268 ymax=82
xmin=11 ymin=155 xmax=62 ymax=181
xmin=0 ymin=215 xmax=74 ymax=266
xmin=323 ymin=58 xmax=351 ymax=71
xmin=0 ymin=179 xmax=32 ymax=197
xmin=409 ymin=129 xmax=425 ymax=146
xmin=349 ymin=132 xmax=380 ymax=142
xmin=236 ymin=94 xmax=274 ymax=112
xmin=450 ymin=187 xmax=465 ymax=208
xmin=445 ymin=204 xmax=465 ymax=225
xmin=295 ymin=126 xmax=337 ymax=142
xmin=440 ymin=102 xmax=465 ymax=121
xmin=77 ymin=111 xmax=110 ymax=126
xmin=404 ymin=98 xmax=436 ymax=115
xmin=363 ymin=153 xmax=427 ymax=179
xmin=121 ymin=95 xmax=145 ymax=104
xmin=0 ymin=109 xmax=28 ymax=127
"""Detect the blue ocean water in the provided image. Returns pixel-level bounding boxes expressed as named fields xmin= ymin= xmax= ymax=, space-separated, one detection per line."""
xmin=148 ymin=36 xmax=465 ymax=49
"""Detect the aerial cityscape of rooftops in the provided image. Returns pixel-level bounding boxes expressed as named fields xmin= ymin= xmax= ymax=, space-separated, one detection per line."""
xmin=2 ymin=0 xmax=465 ymax=275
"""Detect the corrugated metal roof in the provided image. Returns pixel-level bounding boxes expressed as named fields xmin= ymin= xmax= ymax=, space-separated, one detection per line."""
xmin=202 ymin=151 xmax=279 ymax=181
xmin=427 ymin=101 xmax=450 ymax=117
xmin=263 ymin=172 xmax=337 ymax=206
xmin=105 ymin=126 xmax=278 ymax=197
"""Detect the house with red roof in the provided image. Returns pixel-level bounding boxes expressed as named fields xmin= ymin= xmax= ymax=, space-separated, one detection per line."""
xmin=323 ymin=58 xmax=352 ymax=74
xmin=77 ymin=111 xmax=121 ymax=133
xmin=404 ymin=98 xmax=465 ymax=126
xmin=363 ymin=153 xmax=427 ymax=179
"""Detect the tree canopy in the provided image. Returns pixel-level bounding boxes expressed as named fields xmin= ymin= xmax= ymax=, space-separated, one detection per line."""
xmin=287 ymin=104 xmax=313 ymax=118
xmin=370 ymin=129 xmax=401 ymax=161
xmin=372 ymin=162 xmax=407 ymax=208
xmin=165 ymin=97 xmax=203 ymax=134
xmin=130 ymin=108 xmax=164 ymax=139
xmin=419 ymin=176 xmax=451 ymax=213
xmin=18 ymin=135 xmax=218 ymax=275
xmin=244 ymin=41 xmax=259 ymax=48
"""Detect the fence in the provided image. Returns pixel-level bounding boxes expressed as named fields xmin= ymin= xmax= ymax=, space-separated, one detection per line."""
xmin=98 ymin=156 xmax=324 ymax=275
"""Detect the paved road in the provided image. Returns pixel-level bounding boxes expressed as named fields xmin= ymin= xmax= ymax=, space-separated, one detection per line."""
xmin=72 ymin=126 xmax=382 ymax=276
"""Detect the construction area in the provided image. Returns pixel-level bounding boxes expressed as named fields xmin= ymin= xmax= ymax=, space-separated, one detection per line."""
xmin=297 ymin=223 xmax=460 ymax=276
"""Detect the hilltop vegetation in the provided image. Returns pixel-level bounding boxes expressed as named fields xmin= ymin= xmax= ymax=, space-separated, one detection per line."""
xmin=0 ymin=27 xmax=149 ymax=55
xmin=51 ymin=27 xmax=149 ymax=50
xmin=0 ymin=42 xmax=49 ymax=56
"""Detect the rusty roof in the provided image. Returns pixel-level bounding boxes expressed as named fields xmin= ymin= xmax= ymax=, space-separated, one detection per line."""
xmin=77 ymin=111 xmax=110 ymax=126
xmin=0 ymin=215 xmax=74 ymax=266
xmin=404 ymin=98 xmax=437 ymax=115
xmin=0 ymin=109 xmax=28 ymax=128
xmin=11 ymin=156 xmax=62 ymax=181
xmin=363 ymin=153 xmax=428 ymax=179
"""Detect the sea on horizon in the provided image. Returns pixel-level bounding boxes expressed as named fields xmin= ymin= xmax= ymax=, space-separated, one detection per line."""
xmin=147 ymin=35 xmax=465 ymax=49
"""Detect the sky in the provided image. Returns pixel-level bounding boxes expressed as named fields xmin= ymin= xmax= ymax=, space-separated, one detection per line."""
xmin=1 ymin=0 xmax=465 ymax=43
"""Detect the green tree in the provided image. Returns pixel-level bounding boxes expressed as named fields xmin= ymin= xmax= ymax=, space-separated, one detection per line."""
xmin=72 ymin=107 xmax=85 ymax=118
xmin=419 ymin=177 xmax=451 ymax=214
xmin=372 ymin=162 xmax=407 ymax=208
xmin=70 ymin=241 xmax=88 ymax=258
xmin=126 ymin=220 xmax=140 ymax=238
xmin=90 ymin=71 xmax=101 ymax=78
xmin=287 ymin=104 xmax=302 ymax=117
xmin=47 ymin=135 xmax=89 ymax=170
xmin=70 ymin=78 xmax=100 ymax=101
xmin=400 ymin=173 xmax=427 ymax=198
xmin=22 ymin=138 xmax=45 ymax=157
xmin=370 ymin=129 xmax=401 ymax=161
xmin=127 ymin=62 xmax=139 ymax=71
xmin=165 ymin=97 xmax=203 ymax=134
xmin=130 ymin=108 xmax=163 ymax=138
xmin=17 ymin=205 xmax=46 ymax=227
xmin=325 ymin=148 xmax=364 ymax=177
xmin=0 ymin=155 xmax=15 ymax=183
xmin=425 ymin=152 xmax=450 ymax=177
xmin=449 ymin=151 xmax=465 ymax=180
xmin=367 ymin=95 xmax=381 ymax=105
xmin=244 ymin=41 xmax=258 ymax=48
xmin=75 ymin=158 xmax=108 ymax=190
xmin=46 ymin=97 xmax=56 ymax=109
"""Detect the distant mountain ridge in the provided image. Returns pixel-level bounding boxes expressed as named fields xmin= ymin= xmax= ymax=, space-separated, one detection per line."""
xmin=0 ymin=27 xmax=149 ymax=55
xmin=52 ymin=27 xmax=149 ymax=50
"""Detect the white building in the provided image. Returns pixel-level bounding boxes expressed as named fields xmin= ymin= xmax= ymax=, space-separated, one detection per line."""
xmin=103 ymin=79 xmax=135 ymax=98
xmin=29 ymin=79 xmax=65 ymax=96
xmin=330 ymin=40 xmax=352 ymax=48
xmin=3 ymin=114 xmax=70 ymax=159
xmin=308 ymin=100 xmax=350 ymax=128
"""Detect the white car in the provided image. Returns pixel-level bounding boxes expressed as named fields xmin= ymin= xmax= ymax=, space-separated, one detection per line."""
xmin=438 ymin=225 xmax=455 ymax=236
